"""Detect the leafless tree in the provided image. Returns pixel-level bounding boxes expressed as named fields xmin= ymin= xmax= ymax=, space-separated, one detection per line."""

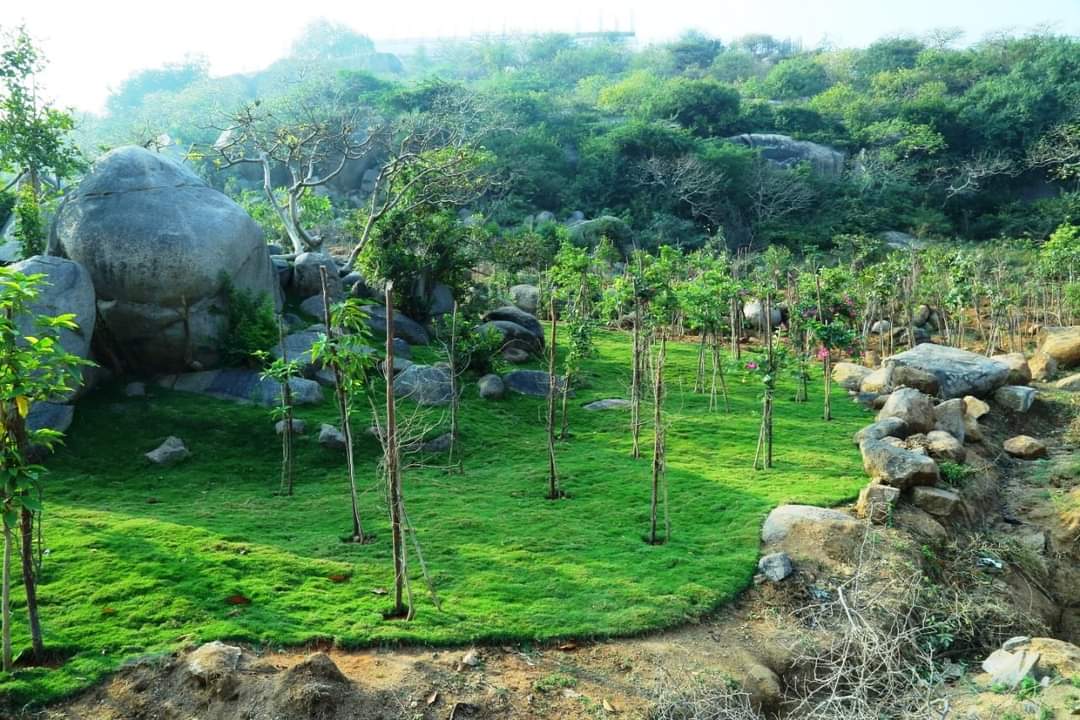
xmin=1029 ymin=120 xmax=1080 ymax=180
xmin=344 ymin=89 xmax=498 ymax=269
xmin=936 ymin=150 xmax=1019 ymax=202
xmin=212 ymin=93 xmax=381 ymax=254
xmin=637 ymin=155 xmax=729 ymax=231
xmin=743 ymin=162 xmax=816 ymax=244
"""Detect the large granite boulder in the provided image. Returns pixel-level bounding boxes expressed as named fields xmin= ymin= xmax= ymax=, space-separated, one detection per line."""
xmin=476 ymin=320 xmax=543 ymax=354
xmin=1038 ymin=326 xmax=1080 ymax=369
xmin=482 ymin=306 xmax=544 ymax=344
xmin=509 ymin=284 xmax=540 ymax=315
xmin=504 ymin=370 xmax=564 ymax=397
xmin=743 ymin=299 xmax=783 ymax=330
xmin=392 ymin=364 xmax=453 ymax=406
xmin=885 ymin=344 xmax=1010 ymax=399
xmin=50 ymin=146 xmax=281 ymax=373
xmin=291 ymin=252 xmax=342 ymax=300
xmin=361 ymin=305 xmax=430 ymax=346
xmin=726 ymin=133 xmax=846 ymax=175
xmin=12 ymin=255 xmax=96 ymax=397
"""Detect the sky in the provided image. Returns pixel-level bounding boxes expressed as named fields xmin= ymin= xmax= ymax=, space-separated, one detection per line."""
xmin=4 ymin=0 xmax=1080 ymax=114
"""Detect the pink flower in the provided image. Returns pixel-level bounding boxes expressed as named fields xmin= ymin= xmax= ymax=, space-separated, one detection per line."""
xmin=745 ymin=361 xmax=759 ymax=370
xmin=817 ymin=347 xmax=830 ymax=361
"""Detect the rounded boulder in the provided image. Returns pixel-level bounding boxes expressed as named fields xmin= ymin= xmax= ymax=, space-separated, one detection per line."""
xmin=50 ymin=146 xmax=282 ymax=373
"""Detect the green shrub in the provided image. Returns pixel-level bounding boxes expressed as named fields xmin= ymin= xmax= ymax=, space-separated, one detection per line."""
xmin=939 ymin=461 xmax=976 ymax=488
xmin=14 ymin=183 xmax=45 ymax=258
xmin=219 ymin=276 xmax=278 ymax=367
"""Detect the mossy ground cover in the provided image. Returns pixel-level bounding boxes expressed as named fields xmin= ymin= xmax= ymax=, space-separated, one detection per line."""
xmin=1 ymin=329 xmax=870 ymax=707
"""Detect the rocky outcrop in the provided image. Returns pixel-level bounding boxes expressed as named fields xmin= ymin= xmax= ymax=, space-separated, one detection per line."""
xmin=726 ymin=133 xmax=846 ymax=175
xmin=50 ymin=146 xmax=281 ymax=373
xmin=361 ymin=305 xmax=430 ymax=346
xmin=885 ymin=343 xmax=1010 ymax=399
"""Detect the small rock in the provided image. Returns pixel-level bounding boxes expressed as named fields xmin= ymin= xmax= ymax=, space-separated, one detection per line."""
xmin=981 ymin=649 xmax=1040 ymax=688
xmin=925 ymin=430 xmax=965 ymax=464
xmin=758 ymin=552 xmax=794 ymax=582
xmin=461 ymin=649 xmax=480 ymax=667
xmin=275 ymin=418 xmax=307 ymax=435
xmin=860 ymin=439 xmax=940 ymax=489
xmin=933 ymin=398 xmax=966 ymax=444
xmin=853 ymin=417 xmax=909 ymax=446
xmin=478 ymin=374 xmax=505 ymax=400
xmin=1003 ymin=435 xmax=1047 ymax=460
xmin=1002 ymin=636 xmax=1031 ymax=652
xmin=964 ymin=414 xmax=984 ymax=443
xmin=502 ymin=347 xmax=530 ymax=364
xmin=855 ymin=483 xmax=901 ymax=524
xmin=186 ymin=641 xmax=242 ymax=680
xmin=877 ymin=387 xmax=935 ymax=434
xmin=963 ymin=395 xmax=990 ymax=419
xmin=299 ymin=294 xmax=326 ymax=319
xmin=420 ymin=433 xmax=453 ymax=453
xmin=912 ymin=486 xmax=961 ymax=517
xmin=124 ymin=381 xmax=146 ymax=398
xmin=859 ymin=366 xmax=892 ymax=394
xmin=994 ymin=385 xmax=1037 ymax=413
xmin=146 ymin=436 xmax=190 ymax=466
xmin=583 ymin=398 xmax=632 ymax=411
xmin=1028 ymin=351 xmax=1057 ymax=381
xmin=871 ymin=319 xmax=892 ymax=334
xmin=318 ymin=424 xmax=347 ymax=450
xmin=1054 ymin=372 xmax=1080 ymax=391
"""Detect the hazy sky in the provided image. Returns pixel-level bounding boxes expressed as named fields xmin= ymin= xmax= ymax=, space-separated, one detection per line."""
xmin=4 ymin=0 xmax=1080 ymax=113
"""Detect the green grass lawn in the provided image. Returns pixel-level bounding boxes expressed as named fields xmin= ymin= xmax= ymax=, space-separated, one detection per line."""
xmin=1 ymin=329 xmax=870 ymax=707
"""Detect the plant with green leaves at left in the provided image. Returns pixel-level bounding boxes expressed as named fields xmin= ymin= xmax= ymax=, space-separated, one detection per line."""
xmin=0 ymin=266 xmax=92 ymax=670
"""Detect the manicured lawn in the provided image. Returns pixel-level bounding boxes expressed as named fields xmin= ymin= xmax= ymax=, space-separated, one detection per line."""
xmin=1 ymin=329 xmax=870 ymax=707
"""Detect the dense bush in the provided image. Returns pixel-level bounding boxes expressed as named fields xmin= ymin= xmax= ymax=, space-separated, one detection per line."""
xmin=218 ymin=277 xmax=279 ymax=367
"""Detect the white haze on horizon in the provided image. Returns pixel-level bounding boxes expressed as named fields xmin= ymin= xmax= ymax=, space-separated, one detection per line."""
xmin=3 ymin=0 xmax=1080 ymax=114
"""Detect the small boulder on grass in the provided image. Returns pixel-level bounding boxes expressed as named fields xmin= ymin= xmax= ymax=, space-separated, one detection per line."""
xmin=318 ymin=424 xmax=346 ymax=450
xmin=275 ymin=418 xmax=306 ymax=435
xmin=146 ymin=436 xmax=190 ymax=466
xmin=1003 ymin=435 xmax=1048 ymax=460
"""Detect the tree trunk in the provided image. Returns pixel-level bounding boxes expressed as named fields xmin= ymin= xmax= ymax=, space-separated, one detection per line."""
xmin=20 ymin=508 xmax=43 ymax=660
xmin=320 ymin=267 xmax=365 ymax=542
xmin=384 ymin=283 xmax=409 ymax=618
xmin=649 ymin=335 xmax=667 ymax=545
xmin=631 ymin=303 xmax=642 ymax=459
xmin=447 ymin=302 xmax=460 ymax=471
xmin=546 ymin=296 xmax=560 ymax=499
xmin=2 ymin=518 xmax=11 ymax=672
xmin=278 ymin=321 xmax=294 ymax=496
